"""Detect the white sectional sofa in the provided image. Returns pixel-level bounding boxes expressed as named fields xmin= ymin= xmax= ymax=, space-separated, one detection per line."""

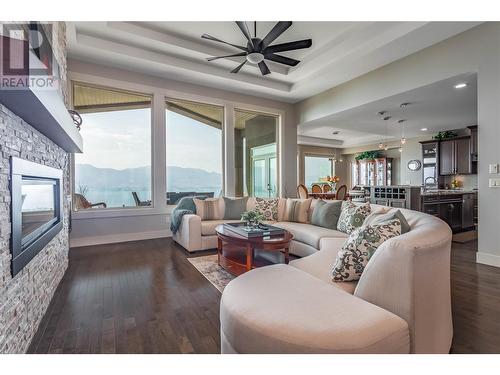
xmin=173 ymin=197 xmax=348 ymax=257
xmin=172 ymin=198 xmax=453 ymax=354
xmin=220 ymin=205 xmax=453 ymax=354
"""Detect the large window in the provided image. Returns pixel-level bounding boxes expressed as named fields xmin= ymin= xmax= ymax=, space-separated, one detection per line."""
xmin=166 ymin=99 xmax=223 ymax=205
xmin=72 ymin=83 xmax=152 ymax=210
xmin=234 ymin=109 xmax=278 ymax=197
xmin=304 ymin=155 xmax=334 ymax=188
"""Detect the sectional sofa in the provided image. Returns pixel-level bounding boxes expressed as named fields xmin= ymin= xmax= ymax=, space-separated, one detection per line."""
xmin=173 ymin=197 xmax=453 ymax=354
xmin=173 ymin=198 xmax=348 ymax=257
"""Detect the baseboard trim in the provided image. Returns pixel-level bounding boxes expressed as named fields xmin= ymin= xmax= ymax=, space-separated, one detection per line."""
xmin=70 ymin=229 xmax=171 ymax=248
xmin=476 ymin=252 xmax=500 ymax=268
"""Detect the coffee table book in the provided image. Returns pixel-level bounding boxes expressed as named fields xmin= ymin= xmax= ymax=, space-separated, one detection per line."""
xmin=222 ymin=222 xmax=284 ymax=238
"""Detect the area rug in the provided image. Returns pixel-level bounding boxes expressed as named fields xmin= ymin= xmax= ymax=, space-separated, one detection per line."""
xmin=187 ymin=254 xmax=235 ymax=293
xmin=452 ymin=230 xmax=478 ymax=243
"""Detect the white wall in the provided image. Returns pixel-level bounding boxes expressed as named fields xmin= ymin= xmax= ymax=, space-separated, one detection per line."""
xmin=68 ymin=60 xmax=297 ymax=247
xmin=297 ymin=23 xmax=500 ymax=267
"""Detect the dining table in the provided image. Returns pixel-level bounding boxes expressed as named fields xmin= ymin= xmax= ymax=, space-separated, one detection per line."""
xmin=308 ymin=192 xmax=337 ymax=200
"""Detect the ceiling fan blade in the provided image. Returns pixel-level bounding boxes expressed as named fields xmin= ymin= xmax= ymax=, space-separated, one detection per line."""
xmin=207 ymin=52 xmax=247 ymax=61
xmin=264 ymin=53 xmax=300 ymax=66
xmin=231 ymin=60 xmax=247 ymax=73
xmin=236 ymin=21 xmax=253 ymax=44
xmin=261 ymin=21 xmax=292 ymax=49
xmin=264 ymin=39 xmax=312 ymax=54
xmin=258 ymin=61 xmax=271 ymax=75
xmin=201 ymin=34 xmax=247 ymax=51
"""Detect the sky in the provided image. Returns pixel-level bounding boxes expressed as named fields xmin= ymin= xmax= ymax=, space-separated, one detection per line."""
xmin=75 ymin=108 xmax=222 ymax=174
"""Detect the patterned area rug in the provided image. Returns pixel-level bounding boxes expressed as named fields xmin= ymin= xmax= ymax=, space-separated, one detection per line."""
xmin=187 ymin=254 xmax=235 ymax=293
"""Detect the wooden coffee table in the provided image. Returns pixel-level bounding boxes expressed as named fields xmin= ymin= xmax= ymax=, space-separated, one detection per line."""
xmin=215 ymin=224 xmax=293 ymax=276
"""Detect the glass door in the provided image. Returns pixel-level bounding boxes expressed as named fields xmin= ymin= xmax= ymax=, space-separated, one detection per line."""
xmin=251 ymin=145 xmax=277 ymax=198
xmin=234 ymin=109 xmax=278 ymax=197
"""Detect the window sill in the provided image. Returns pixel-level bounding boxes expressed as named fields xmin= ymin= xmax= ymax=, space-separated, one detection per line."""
xmin=72 ymin=205 xmax=174 ymax=220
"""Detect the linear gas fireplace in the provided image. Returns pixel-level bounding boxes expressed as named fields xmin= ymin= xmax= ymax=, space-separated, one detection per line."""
xmin=10 ymin=157 xmax=63 ymax=276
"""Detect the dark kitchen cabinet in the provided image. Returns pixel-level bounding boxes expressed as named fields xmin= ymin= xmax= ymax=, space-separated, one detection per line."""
xmin=462 ymin=193 xmax=475 ymax=230
xmin=439 ymin=200 xmax=463 ymax=231
xmin=440 ymin=140 xmax=455 ymax=175
xmin=422 ymin=193 xmax=475 ymax=232
xmin=439 ymin=137 xmax=472 ymax=175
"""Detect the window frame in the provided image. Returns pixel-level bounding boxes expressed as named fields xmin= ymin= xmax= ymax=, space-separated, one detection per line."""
xmin=303 ymin=153 xmax=335 ymax=187
xmin=70 ymin=81 xmax=155 ymax=216
xmin=233 ymin=107 xmax=281 ymax=198
xmin=68 ymin=71 xmax=285 ymax=220
xmin=165 ymin=96 xmax=225 ymax=207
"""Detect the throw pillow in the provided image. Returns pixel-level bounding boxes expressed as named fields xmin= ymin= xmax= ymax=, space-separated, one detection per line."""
xmin=223 ymin=197 xmax=249 ymax=220
xmin=365 ymin=209 xmax=411 ymax=234
xmin=337 ymin=201 xmax=371 ymax=234
xmin=254 ymin=197 xmax=280 ymax=221
xmin=193 ymin=198 xmax=223 ymax=220
xmin=311 ymin=200 xmax=343 ymax=230
xmin=332 ymin=219 xmax=402 ymax=282
xmin=283 ymin=198 xmax=312 ymax=223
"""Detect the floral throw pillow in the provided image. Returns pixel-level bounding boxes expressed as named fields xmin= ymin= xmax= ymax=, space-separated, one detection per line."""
xmin=337 ymin=201 xmax=371 ymax=234
xmin=332 ymin=219 xmax=401 ymax=282
xmin=254 ymin=197 xmax=279 ymax=221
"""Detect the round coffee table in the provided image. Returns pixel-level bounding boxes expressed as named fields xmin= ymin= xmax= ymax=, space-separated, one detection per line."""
xmin=215 ymin=224 xmax=293 ymax=276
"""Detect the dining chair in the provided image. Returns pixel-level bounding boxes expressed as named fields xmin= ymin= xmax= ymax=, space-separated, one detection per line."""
xmin=335 ymin=185 xmax=348 ymax=201
xmin=322 ymin=184 xmax=332 ymax=193
xmin=311 ymin=184 xmax=322 ymax=194
xmin=296 ymin=184 xmax=309 ymax=199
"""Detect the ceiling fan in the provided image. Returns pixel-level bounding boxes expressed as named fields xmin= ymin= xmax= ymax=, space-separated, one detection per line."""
xmin=201 ymin=21 xmax=312 ymax=75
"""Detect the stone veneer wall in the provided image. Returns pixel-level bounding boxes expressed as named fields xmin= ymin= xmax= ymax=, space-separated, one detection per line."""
xmin=0 ymin=22 xmax=69 ymax=353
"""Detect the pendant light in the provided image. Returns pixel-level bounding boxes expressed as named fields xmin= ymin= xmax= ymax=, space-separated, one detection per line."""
xmin=399 ymin=119 xmax=407 ymax=145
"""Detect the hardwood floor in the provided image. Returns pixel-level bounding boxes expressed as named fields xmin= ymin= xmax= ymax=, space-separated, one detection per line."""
xmin=27 ymin=237 xmax=500 ymax=354
xmin=28 ymin=239 xmax=221 ymax=354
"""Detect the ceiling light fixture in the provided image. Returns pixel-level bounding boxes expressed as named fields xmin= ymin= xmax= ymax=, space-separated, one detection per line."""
xmin=398 ymin=119 xmax=407 ymax=145
xmin=400 ymin=102 xmax=411 ymax=109
xmin=454 ymin=83 xmax=468 ymax=89
xmin=332 ymin=130 xmax=340 ymax=135
xmin=421 ymin=127 xmax=428 ymax=131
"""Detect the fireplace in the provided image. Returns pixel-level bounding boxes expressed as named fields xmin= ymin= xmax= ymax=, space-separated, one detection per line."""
xmin=10 ymin=157 xmax=63 ymax=276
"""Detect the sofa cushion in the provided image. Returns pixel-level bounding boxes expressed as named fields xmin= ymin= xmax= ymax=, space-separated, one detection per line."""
xmin=311 ymin=200 xmax=343 ymax=230
xmin=283 ymin=198 xmax=312 ymax=223
xmin=200 ymin=219 xmax=242 ymax=236
xmin=365 ymin=209 xmax=411 ymax=234
xmin=290 ymin=243 xmax=357 ymax=294
xmin=254 ymin=197 xmax=280 ymax=221
xmin=223 ymin=197 xmax=249 ymax=220
xmin=332 ymin=219 xmax=401 ymax=282
xmin=274 ymin=222 xmax=347 ymax=249
xmin=337 ymin=201 xmax=371 ymax=234
xmin=194 ymin=198 xmax=223 ymax=220
xmin=220 ymin=265 xmax=410 ymax=353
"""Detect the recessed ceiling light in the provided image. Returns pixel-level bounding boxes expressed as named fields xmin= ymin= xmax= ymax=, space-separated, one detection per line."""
xmin=454 ymin=83 xmax=468 ymax=89
xmin=332 ymin=130 xmax=340 ymax=135
xmin=421 ymin=128 xmax=428 ymax=131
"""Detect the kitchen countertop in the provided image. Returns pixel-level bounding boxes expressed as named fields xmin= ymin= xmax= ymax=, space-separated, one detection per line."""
xmin=421 ymin=189 xmax=477 ymax=196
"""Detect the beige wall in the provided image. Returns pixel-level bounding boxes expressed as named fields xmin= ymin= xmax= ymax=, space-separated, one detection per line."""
xmin=297 ymin=23 xmax=500 ymax=267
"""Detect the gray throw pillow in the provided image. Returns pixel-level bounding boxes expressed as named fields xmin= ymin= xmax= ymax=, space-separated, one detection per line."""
xmin=369 ymin=209 xmax=411 ymax=234
xmin=311 ymin=200 xmax=343 ymax=230
xmin=223 ymin=197 xmax=249 ymax=220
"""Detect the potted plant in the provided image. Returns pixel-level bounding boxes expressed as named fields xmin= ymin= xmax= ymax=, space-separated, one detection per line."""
xmin=241 ymin=210 xmax=265 ymax=228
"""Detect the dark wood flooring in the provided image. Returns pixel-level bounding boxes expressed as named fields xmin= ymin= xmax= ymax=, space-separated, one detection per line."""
xmin=27 ymin=237 xmax=500 ymax=354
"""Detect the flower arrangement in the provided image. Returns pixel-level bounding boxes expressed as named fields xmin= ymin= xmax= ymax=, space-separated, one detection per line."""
xmin=327 ymin=175 xmax=340 ymax=183
xmin=241 ymin=210 xmax=265 ymax=227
